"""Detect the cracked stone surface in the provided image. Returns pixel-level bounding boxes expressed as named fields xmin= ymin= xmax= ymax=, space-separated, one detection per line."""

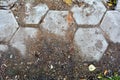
xmin=10 ymin=27 xmax=39 ymax=55
xmin=0 ymin=0 xmax=17 ymax=9
xmin=0 ymin=10 xmax=19 ymax=43
xmin=74 ymin=28 xmax=108 ymax=61
xmin=24 ymin=3 xmax=49 ymax=26
xmin=71 ymin=0 xmax=106 ymax=26
xmin=100 ymin=11 xmax=120 ymax=43
xmin=40 ymin=10 xmax=76 ymax=40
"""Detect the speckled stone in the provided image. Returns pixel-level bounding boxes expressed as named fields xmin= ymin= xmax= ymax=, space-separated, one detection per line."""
xmin=0 ymin=10 xmax=19 ymax=43
xmin=24 ymin=4 xmax=49 ymax=26
xmin=71 ymin=0 xmax=106 ymax=26
xmin=100 ymin=11 xmax=120 ymax=43
xmin=40 ymin=10 xmax=76 ymax=40
xmin=74 ymin=28 xmax=108 ymax=61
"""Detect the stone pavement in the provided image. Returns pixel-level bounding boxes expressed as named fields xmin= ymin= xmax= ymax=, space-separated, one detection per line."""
xmin=0 ymin=0 xmax=120 ymax=61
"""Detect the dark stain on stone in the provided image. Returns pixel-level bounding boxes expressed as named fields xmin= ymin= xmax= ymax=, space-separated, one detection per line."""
xmin=95 ymin=40 xmax=103 ymax=49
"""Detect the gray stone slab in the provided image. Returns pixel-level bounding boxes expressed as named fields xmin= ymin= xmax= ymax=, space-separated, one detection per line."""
xmin=71 ymin=0 xmax=106 ymax=26
xmin=116 ymin=0 xmax=120 ymax=11
xmin=10 ymin=27 xmax=39 ymax=55
xmin=0 ymin=10 xmax=19 ymax=43
xmin=100 ymin=11 xmax=120 ymax=43
xmin=40 ymin=10 xmax=76 ymax=40
xmin=24 ymin=3 xmax=49 ymax=26
xmin=74 ymin=28 xmax=108 ymax=61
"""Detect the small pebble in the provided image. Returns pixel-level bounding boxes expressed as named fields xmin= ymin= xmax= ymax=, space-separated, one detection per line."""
xmin=21 ymin=62 xmax=23 ymax=64
xmin=15 ymin=75 xmax=18 ymax=79
xmin=2 ymin=64 xmax=7 ymax=67
xmin=63 ymin=78 xmax=66 ymax=80
xmin=27 ymin=62 xmax=32 ymax=65
xmin=50 ymin=65 xmax=53 ymax=69
xmin=15 ymin=16 xmax=18 ymax=19
xmin=68 ymin=55 xmax=70 ymax=58
xmin=10 ymin=54 xmax=13 ymax=58
xmin=105 ymin=69 xmax=114 ymax=78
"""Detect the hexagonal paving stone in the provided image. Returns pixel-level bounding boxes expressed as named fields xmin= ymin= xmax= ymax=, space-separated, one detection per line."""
xmin=0 ymin=10 xmax=19 ymax=43
xmin=71 ymin=0 xmax=106 ymax=26
xmin=10 ymin=27 xmax=39 ymax=55
xmin=100 ymin=11 xmax=120 ymax=43
xmin=74 ymin=28 xmax=108 ymax=61
xmin=24 ymin=3 xmax=49 ymax=26
xmin=40 ymin=10 xmax=76 ymax=40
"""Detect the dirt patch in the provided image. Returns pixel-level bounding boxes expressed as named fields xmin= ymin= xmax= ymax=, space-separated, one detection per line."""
xmin=0 ymin=32 xmax=78 ymax=79
xmin=33 ymin=0 xmax=70 ymax=10
xmin=1 ymin=30 xmax=120 ymax=79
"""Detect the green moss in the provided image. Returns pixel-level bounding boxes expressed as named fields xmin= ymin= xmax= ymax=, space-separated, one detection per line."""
xmin=98 ymin=72 xmax=120 ymax=80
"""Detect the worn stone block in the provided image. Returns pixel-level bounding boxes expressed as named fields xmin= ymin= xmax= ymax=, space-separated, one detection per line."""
xmin=74 ymin=28 xmax=108 ymax=61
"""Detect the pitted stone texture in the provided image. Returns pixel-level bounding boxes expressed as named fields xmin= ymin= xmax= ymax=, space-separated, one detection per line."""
xmin=10 ymin=27 xmax=39 ymax=55
xmin=0 ymin=10 xmax=19 ymax=43
xmin=41 ymin=10 xmax=76 ymax=40
xmin=116 ymin=0 xmax=120 ymax=11
xmin=0 ymin=0 xmax=17 ymax=9
xmin=74 ymin=28 xmax=108 ymax=61
xmin=0 ymin=44 xmax=8 ymax=52
xmin=100 ymin=11 xmax=120 ymax=43
xmin=24 ymin=4 xmax=49 ymax=26
xmin=71 ymin=0 xmax=106 ymax=26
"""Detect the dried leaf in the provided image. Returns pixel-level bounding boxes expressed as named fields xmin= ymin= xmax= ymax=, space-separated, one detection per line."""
xmin=108 ymin=3 xmax=113 ymax=7
xmin=67 ymin=12 xmax=73 ymax=24
xmin=104 ymin=70 xmax=108 ymax=75
xmin=88 ymin=64 xmax=96 ymax=71
xmin=63 ymin=0 xmax=72 ymax=6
